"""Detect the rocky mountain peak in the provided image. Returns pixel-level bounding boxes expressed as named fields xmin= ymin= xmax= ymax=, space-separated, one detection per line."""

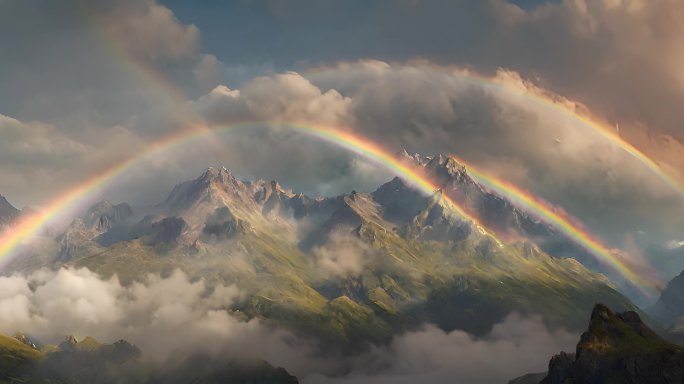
xmin=0 ymin=194 xmax=20 ymax=228
xmin=59 ymin=335 xmax=79 ymax=351
xmin=661 ymin=270 xmax=684 ymax=303
xmin=426 ymin=153 xmax=446 ymax=168
xmin=0 ymin=194 xmax=19 ymax=214
xmin=427 ymin=155 xmax=470 ymax=185
xmin=395 ymin=148 xmax=429 ymax=166
xmin=538 ymin=304 xmax=684 ymax=384
xmin=582 ymin=304 xmax=658 ymax=348
xmin=160 ymin=167 xmax=250 ymax=215
xmin=83 ymin=200 xmax=133 ymax=232
xmin=198 ymin=166 xmax=239 ymax=187
xmin=444 ymin=156 xmax=467 ymax=175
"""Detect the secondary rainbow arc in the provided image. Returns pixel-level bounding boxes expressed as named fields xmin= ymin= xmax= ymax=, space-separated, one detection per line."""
xmin=448 ymin=154 xmax=663 ymax=291
xmin=305 ymin=64 xmax=684 ymax=199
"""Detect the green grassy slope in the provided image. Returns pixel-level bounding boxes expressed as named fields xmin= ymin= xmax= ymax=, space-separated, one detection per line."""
xmin=68 ymin=213 xmax=634 ymax=350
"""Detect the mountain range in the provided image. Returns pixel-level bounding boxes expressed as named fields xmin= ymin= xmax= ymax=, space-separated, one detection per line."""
xmin=4 ymin=154 xmax=638 ymax=353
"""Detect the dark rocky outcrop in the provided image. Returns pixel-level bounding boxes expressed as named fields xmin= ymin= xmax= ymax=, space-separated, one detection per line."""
xmin=539 ymin=304 xmax=684 ymax=384
xmin=83 ymin=200 xmax=134 ymax=232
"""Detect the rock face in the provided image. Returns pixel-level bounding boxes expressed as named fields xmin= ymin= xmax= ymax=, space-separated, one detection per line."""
xmin=0 ymin=194 xmax=20 ymax=230
xmin=540 ymin=304 xmax=684 ymax=384
xmin=83 ymin=200 xmax=134 ymax=232
xmin=647 ymin=270 xmax=684 ymax=327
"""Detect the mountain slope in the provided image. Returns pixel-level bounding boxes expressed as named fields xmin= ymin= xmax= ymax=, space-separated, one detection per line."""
xmin=0 ymin=332 xmax=41 ymax=381
xmin=4 ymin=160 xmax=638 ymax=351
xmin=406 ymin=154 xmax=607 ymax=266
xmin=149 ymin=355 xmax=299 ymax=384
xmin=0 ymin=332 xmax=299 ymax=384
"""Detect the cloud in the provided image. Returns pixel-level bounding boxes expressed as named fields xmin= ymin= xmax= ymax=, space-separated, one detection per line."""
xmin=187 ymin=61 xmax=684 ymax=247
xmin=0 ymin=267 xmax=575 ymax=383
xmin=195 ymin=72 xmax=352 ymax=125
xmin=0 ymin=267 xmax=325 ymax=373
xmin=303 ymin=313 xmax=575 ymax=384
xmin=187 ymin=73 xmax=393 ymax=197
xmin=196 ymin=0 xmax=684 ymax=143
xmin=0 ymin=0 xmax=223 ymax=129
xmin=311 ymin=230 xmax=376 ymax=279
xmin=0 ymin=0 xmax=227 ymax=207
xmin=0 ymin=115 xmax=86 ymax=162
xmin=93 ymin=0 xmax=200 ymax=63
xmin=0 ymin=114 xmax=151 ymax=208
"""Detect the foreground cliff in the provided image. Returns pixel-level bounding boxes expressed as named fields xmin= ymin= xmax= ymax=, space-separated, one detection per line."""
xmin=511 ymin=303 xmax=684 ymax=384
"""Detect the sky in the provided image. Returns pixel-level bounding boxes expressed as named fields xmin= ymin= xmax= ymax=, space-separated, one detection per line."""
xmin=2 ymin=0 xmax=684 ymax=275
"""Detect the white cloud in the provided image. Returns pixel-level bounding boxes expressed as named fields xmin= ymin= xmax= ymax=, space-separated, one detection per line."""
xmin=195 ymin=72 xmax=352 ymax=126
xmin=0 ymin=114 xmax=86 ymax=161
xmin=0 ymin=267 xmax=321 ymax=369
xmin=0 ymin=267 xmax=575 ymax=383
xmin=95 ymin=0 xmax=201 ymax=63
xmin=311 ymin=230 xmax=376 ymax=279
xmin=303 ymin=313 xmax=575 ymax=384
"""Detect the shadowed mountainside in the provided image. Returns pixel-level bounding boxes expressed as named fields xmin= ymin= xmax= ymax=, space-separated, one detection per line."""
xmin=0 ymin=332 xmax=298 ymax=384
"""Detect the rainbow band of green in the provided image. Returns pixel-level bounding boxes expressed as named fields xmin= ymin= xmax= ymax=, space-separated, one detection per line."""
xmin=448 ymin=154 xmax=663 ymax=292
xmin=0 ymin=121 xmax=491 ymax=268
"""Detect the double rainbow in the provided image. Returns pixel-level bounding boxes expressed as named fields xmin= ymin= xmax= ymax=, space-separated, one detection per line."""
xmin=306 ymin=63 xmax=684 ymax=199
xmin=2 ymin=17 xmax=670 ymax=294
xmin=0 ymin=119 xmax=661 ymax=294
xmin=0 ymin=122 xmax=489 ymax=269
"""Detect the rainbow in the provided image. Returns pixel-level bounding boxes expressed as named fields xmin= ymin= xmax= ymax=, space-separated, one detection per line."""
xmin=447 ymin=154 xmax=664 ymax=291
xmin=475 ymin=71 xmax=684 ymax=199
xmin=0 ymin=121 xmax=490 ymax=268
xmin=21 ymin=19 xmax=667 ymax=294
xmin=306 ymin=63 xmax=684 ymax=199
